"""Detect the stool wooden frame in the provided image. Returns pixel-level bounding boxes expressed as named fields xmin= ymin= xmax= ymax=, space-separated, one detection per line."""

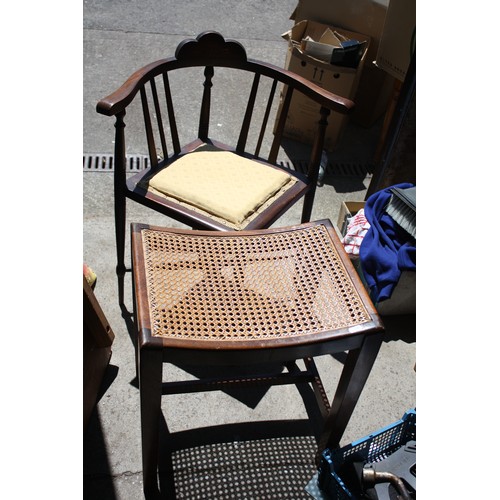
xmin=131 ymin=219 xmax=384 ymax=498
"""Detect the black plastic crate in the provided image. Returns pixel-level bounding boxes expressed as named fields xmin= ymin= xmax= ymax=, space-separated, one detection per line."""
xmin=318 ymin=409 xmax=416 ymax=499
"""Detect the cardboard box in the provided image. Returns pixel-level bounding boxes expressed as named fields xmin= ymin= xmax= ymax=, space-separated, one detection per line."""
xmin=350 ymin=64 xmax=396 ymax=127
xmin=279 ymin=20 xmax=370 ymax=151
xmin=291 ymin=0 xmax=395 ymax=127
xmin=292 ymin=0 xmax=388 ymax=61
xmin=337 ymin=200 xmax=366 ymax=238
xmin=375 ymin=0 xmax=416 ymax=82
xmin=336 ymin=200 xmax=416 ymax=315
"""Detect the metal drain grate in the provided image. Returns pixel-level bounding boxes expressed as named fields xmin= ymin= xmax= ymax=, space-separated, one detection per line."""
xmin=83 ymin=154 xmax=150 ymax=172
xmin=287 ymin=159 xmax=372 ymax=177
xmin=83 ymin=154 xmax=370 ymax=177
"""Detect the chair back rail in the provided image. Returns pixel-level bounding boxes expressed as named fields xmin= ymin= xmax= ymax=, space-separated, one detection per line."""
xmin=96 ymin=57 xmax=354 ymax=118
xmin=96 ymin=33 xmax=355 ymax=178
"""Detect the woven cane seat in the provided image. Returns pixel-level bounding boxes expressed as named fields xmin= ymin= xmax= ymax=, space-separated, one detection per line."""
xmin=132 ymin=220 xmax=375 ymax=351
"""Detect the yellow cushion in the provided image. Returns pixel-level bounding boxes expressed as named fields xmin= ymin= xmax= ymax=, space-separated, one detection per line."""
xmin=148 ymin=150 xmax=292 ymax=225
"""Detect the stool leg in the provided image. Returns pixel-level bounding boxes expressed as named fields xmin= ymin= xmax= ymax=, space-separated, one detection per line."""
xmin=139 ymin=348 xmax=163 ymax=497
xmin=318 ymin=332 xmax=384 ymax=455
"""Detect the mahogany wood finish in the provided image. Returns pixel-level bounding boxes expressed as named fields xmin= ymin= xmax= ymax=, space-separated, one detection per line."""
xmin=131 ymin=219 xmax=384 ymax=498
xmin=96 ymin=31 xmax=355 ymax=304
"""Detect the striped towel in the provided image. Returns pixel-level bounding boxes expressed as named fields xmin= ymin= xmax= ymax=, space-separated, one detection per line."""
xmin=341 ymin=209 xmax=370 ymax=256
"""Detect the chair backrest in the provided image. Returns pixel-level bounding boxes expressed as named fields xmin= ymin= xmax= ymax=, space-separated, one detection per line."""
xmin=96 ymin=31 xmax=354 ymax=184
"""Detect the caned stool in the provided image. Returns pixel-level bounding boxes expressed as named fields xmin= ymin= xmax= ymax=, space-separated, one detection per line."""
xmin=131 ymin=219 xmax=384 ymax=497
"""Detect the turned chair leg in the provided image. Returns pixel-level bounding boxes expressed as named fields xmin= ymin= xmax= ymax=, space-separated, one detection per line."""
xmin=301 ymin=192 xmax=314 ymax=223
xmin=114 ymin=195 xmax=126 ymax=305
xmin=114 ymin=111 xmax=127 ymax=305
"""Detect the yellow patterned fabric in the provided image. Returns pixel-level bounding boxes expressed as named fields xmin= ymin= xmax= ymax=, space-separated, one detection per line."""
xmin=148 ymin=150 xmax=292 ymax=224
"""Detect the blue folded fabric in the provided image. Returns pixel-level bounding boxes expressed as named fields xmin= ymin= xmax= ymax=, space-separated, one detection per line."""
xmin=359 ymin=183 xmax=416 ymax=303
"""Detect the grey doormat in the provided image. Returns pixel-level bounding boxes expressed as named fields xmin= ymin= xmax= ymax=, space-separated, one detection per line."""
xmin=168 ymin=435 xmax=318 ymax=499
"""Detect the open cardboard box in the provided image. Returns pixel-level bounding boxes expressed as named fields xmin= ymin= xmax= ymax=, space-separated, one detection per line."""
xmin=337 ymin=200 xmax=366 ymax=239
xmin=301 ymin=28 xmax=368 ymax=67
xmin=277 ymin=20 xmax=370 ymax=151
xmin=291 ymin=0 xmax=395 ymax=127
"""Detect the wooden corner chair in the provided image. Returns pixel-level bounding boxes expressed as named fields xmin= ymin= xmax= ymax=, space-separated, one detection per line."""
xmin=96 ymin=31 xmax=355 ymax=304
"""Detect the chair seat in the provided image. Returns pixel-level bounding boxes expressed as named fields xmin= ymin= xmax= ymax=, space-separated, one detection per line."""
xmin=132 ymin=220 xmax=378 ymax=352
xmin=145 ymin=146 xmax=296 ymax=228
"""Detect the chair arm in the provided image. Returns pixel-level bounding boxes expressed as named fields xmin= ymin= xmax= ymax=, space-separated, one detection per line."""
xmin=96 ymin=57 xmax=176 ymax=116
xmin=291 ymin=74 xmax=356 ymax=115
xmin=249 ymin=59 xmax=355 ymax=115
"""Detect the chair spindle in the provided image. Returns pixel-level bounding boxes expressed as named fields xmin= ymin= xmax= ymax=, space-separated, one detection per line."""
xmin=269 ymin=85 xmax=294 ymax=163
xmin=162 ymin=72 xmax=181 ymax=155
xmin=140 ymin=86 xmax=158 ymax=169
xmin=255 ymin=78 xmax=278 ymax=158
xmin=198 ymin=66 xmax=214 ymax=141
xmin=236 ymin=73 xmax=260 ymax=153
xmin=150 ymin=78 xmax=168 ymax=161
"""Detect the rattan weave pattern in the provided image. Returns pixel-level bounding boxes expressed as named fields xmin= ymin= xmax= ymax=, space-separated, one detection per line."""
xmin=141 ymin=224 xmax=371 ymax=341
